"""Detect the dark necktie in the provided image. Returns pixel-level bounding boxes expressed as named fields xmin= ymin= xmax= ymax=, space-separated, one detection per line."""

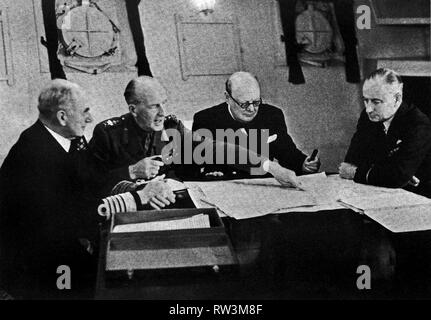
xmin=70 ymin=136 xmax=88 ymax=153
xmin=381 ymin=122 xmax=388 ymax=135
xmin=143 ymin=131 xmax=155 ymax=156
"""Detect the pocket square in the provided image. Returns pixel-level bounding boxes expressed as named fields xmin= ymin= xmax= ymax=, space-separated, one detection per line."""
xmin=267 ymin=134 xmax=278 ymax=143
xmin=240 ymin=128 xmax=248 ymax=136
xmin=388 ymin=140 xmax=402 ymax=157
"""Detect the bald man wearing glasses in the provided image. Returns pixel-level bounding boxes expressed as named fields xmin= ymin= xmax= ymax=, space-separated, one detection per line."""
xmin=193 ymin=71 xmax=320 ymax=178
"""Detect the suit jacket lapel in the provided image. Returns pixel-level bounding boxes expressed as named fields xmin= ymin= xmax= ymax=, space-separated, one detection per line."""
xmin=34 ymin=120 xmax=69 ymax=156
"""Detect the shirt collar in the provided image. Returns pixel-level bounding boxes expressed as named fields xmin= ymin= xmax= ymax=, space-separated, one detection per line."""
xmin=160 ymin=129 xmax=170 ymax=142
xmin=129 ymin=114 xmax=153 ymax=138
xmin=227 ymin=103 xmax=248 ymax=135
xmin=43 ymin=125 xmax=71 ymax=152
xmin=383 ymin=117 xmax=394 ymax=134
xmin=227 ymin=103 xmax=236 ymax=121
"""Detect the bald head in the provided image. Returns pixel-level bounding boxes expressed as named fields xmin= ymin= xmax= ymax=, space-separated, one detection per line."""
xmin=124 ymin=76 xmax=168 ymax=131
xmin=124 ymin=76 xmax=168 ymax=107
xmin=225 ymin=72 xmax=261 ymax=123
xmin=226 ymin=71 xmax=260 ymax=100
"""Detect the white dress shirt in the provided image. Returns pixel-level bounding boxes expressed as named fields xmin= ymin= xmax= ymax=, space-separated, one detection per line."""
xmin=44 ymin=125 xmax=71 ymax=152
xmin=383 ymin=117 xmax=394 ymax=135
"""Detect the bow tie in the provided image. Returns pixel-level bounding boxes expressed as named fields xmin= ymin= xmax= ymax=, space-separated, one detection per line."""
xmin=70 ymin=136 xmax=88 ymax=153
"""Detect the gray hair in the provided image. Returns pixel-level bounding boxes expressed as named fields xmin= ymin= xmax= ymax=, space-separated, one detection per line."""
xmin=365 ymin=68 xmax=403 ymax=84
xmin=365 ymin=68 xmax=403 ymax=95
xmin=38 ymin=79 xmax=80 ymax=120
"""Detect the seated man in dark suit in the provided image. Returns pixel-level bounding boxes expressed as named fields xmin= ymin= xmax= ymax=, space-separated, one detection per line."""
xmin=340 ymin=69 xmax=431 ymax=295
xmin=193 ymin=71 xmax=320 ymax=178
xmin=0 ymin=79 xmax=175 ymax=299
xmin=340 ymin=68 xmax=431 ymax=198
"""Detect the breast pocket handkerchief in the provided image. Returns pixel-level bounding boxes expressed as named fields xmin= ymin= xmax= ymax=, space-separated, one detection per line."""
xmin=267 ymin=134 xmax=278 ymax=144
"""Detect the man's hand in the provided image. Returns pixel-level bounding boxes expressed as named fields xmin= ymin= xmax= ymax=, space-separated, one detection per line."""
xmin=129 ymin=155 xmax=164 ymax=180
xmin=267 ymin=160 xmax=301 ymax=188
xmin=137 ymin=180 xmax=176 ymax=210
xmin=408 ymin=175 xmax=420 ymax=187
xmin=339 ymin=162 xmax=357 ymax=180
xmin=302 ymin=156 xmax=320 ymax=173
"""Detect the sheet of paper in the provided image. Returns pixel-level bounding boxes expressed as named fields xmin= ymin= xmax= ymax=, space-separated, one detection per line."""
xmin=328 ymin=175 xmax=407 ymax=198
xmin=187 ymin=186 xmax=229 ymax=217
xmin=112 ymin=214 xmax=210 ymax=233
xmin=185 ymin=179 xmax=317 ymax=219
xmin=165 ymin=178 xmax=187 ymax=191
xmin=337 ymin=186 xmax=431 ymax=233
xmin=362 ymin=205 xmax=431 ymax=233
xmin=185 ymin=174 xmax=431 ymax=232
xmin=338 ymin=192 xmax=431 ymax=211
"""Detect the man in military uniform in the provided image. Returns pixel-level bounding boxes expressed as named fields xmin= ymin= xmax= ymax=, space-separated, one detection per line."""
xmin=89 ymin=76 xmax=188 ymax=186
xmin=89 ymin=76 xmax=303 ymax=188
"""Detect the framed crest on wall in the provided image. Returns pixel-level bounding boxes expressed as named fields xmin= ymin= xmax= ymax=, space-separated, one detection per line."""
xmin=272 ymin=0 xmax=345 ymax=68
xmin=33 ymin=0 xmax=138 ymax=75
xmin=56 ymin=0 xmax=121 ymax=74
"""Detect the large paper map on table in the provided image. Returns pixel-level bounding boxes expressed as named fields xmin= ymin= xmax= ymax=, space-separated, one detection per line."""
xmin=185 ymin=174 xmax=431 ymax=232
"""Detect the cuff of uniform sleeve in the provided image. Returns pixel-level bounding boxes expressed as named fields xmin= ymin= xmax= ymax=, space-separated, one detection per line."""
xmin=130 ymin=191 xmax=144 ymax=210
xmin=111 ymin=180 xmax=137 ymax=195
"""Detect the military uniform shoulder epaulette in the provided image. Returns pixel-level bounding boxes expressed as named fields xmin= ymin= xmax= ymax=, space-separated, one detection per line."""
xmin=100 ymin=115 xmax=127 ymax=129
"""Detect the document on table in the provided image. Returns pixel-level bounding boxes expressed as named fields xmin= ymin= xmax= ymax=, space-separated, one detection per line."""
xmin=338 ymin=191 xmax=431 ymax=233
xmin=233 ymin=173 xmax=347 ymax=213
xmin=297 ymin=175 xmax=431 ymax=232
xmin=224 ymin=173 xmax=404 ymax=208
xmin=185 ymin=173 xmax=431 ymax=231
xmin=185 ymin=177 xmax=319 ymax=219
xmin=187 ymin=186 xmax=229 ymax=217
xmin=338 ymin=191 xmax=431 ymax=212
xmin=112 ymin=214 xmax=210 ymax=233
xmin=165 ymin=178 xmax=187 ymax=191
xmin=359 ymin=205 xmax=431 ymax=233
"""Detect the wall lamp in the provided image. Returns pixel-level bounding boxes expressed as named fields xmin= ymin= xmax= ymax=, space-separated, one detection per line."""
xmin=193 ymin=0 xmax=216 ymax=15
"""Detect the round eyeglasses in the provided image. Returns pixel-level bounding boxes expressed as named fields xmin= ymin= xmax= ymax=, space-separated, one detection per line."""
xmin=227 ymin=91 xmax=262 ymax=110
